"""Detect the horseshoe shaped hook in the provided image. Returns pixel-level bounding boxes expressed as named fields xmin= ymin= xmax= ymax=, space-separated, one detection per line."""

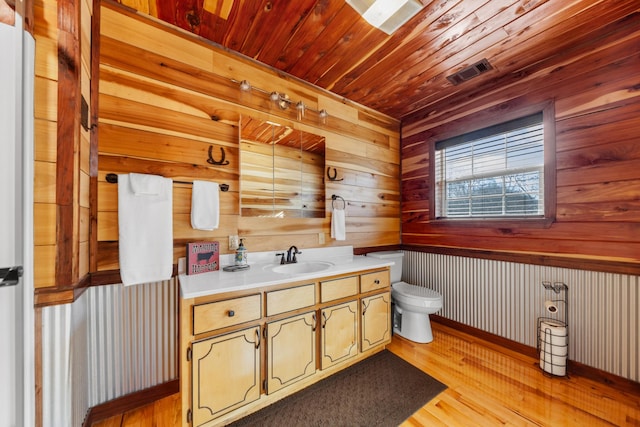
xmin=207 ymin=146 xmax=230 ymax=166
xmin=326 ymin=167 xmax=343 ymax=181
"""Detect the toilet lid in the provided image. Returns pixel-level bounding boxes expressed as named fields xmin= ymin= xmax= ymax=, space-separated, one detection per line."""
xmin=393 ymin=281 xmax=441 ymax=301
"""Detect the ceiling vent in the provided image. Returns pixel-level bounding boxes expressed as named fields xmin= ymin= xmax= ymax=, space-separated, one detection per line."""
xmin=446 ymin=58 xmax=493 ymax=86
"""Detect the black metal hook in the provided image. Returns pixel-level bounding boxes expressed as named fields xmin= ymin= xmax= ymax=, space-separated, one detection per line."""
xmin=207 ymin=146 xmax=230 ymax=166
xmin=326 ymin=167 xmax=343 ymax=181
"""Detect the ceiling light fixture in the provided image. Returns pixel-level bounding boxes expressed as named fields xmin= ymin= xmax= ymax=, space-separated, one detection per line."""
xmin=346 ymin=0 xmax=423 ymax=35
xmin=232 ymin=79 xmax=329 ymax=123
xmin=296 ymin=101 xmax=305 ymax=120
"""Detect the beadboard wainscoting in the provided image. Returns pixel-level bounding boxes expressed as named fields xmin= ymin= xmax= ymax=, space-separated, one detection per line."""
xmin=41 ymin=278 xmax=178 ymax=426
xmin=403 ymin=251 xmax=640 ymax=382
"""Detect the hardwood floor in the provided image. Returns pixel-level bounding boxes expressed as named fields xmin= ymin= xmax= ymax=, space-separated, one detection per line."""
xmin=92 ymin=322 xmax=640 ymax=426
xmin=393 ymin=324 xmax=640 ymax=426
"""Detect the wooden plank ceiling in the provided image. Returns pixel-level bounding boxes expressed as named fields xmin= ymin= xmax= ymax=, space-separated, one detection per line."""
xmin=115 ymin=0 xmax=640 ymax=120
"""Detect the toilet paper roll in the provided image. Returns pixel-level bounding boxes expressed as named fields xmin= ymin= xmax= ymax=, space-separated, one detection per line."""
xmin=540 ymin=352 xmax=567 ymax=376
xmin=540 ymin=322 xmax=567 ymax=376
xmin=541 ymin=320 xmax=567 ymax=347
xmin=544 ymin=300 xmax=558 ymax=314
xmin=540 ymin=320 xmax=568 ymax=356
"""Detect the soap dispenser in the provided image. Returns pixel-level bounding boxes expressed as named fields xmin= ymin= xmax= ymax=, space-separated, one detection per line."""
xmin=235 ymin=238 xmax=247 ymax=266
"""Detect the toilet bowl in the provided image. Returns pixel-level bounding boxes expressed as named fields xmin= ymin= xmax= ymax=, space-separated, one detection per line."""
xmin=367 ymin=251 xmax=442 ymax=343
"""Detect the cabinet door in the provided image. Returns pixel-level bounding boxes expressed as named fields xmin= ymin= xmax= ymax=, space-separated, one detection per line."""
xmin=361 ymin=292 xmax=391 ymax=352
xmin=191 ymin=327 xmax=261 ymax=426
xmin=321 ymin=300 xmax=358 ymax=369
xmin=267 ymin=311 xmax=317 ymax=394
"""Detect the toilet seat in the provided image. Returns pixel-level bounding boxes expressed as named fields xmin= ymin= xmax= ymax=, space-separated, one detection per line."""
xmin=392 ymin=281 xmax=442 ymax=309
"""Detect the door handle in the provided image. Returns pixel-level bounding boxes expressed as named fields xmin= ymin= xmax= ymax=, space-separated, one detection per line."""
xmin=0 ymin=266 xmax=23 ymax=287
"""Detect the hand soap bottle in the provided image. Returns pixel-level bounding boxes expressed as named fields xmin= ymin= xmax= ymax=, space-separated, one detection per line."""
xmin=234 ymin=238 xmax=247 ymax=266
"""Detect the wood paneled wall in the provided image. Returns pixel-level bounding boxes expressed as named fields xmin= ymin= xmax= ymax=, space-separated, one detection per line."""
xmin=95 ymin=3 xmax=401 ymax=273
xmin=33 ymin=0 xmax=93 ymax=297
xmin=401 ymin=16 xmax=640 ymax=268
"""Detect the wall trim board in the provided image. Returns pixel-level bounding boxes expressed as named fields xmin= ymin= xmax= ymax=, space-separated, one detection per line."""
xmin=354 ymin=244 xmax=402 ymax=256
xmin=81 ymin=379 xmax=179 ymax=427
xmin=431 ymin=316 xmax=640 ymax=395
xmin=89 ymin=0 xmax=101 ymax=274
xmin=88 ymin=269 xmax=122 ymax=287
xmin=33 ymin=273 xmax=90 ymax=307
xmin=402 ymin=244 xmax=640 ymax=276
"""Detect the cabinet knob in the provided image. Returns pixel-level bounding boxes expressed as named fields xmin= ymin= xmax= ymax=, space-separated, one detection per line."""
xmin=228 ymin=310 xmax=235 ymax=317
xmin=374 ymin=279 xmax=380 ymax=284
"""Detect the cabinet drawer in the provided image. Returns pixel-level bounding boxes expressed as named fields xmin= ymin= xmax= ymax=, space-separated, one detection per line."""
xmin=320 ymin=276 xmax=358 ymax=303
xmin=360 ymin=270 xmax=390 ymax=293
xmin=267 ymin=283 xmax=316 ymax=316
xmin=193 ymin=294 xmax=261 ymax=335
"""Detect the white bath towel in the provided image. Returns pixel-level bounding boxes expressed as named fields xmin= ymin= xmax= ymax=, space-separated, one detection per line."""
xmin=118 ymin=173 xmax=173 ymax=286
xmin=191 ymin=180 xmax=220 ymax=230
xmin=331 ymin=208 xmax=346 ymax=241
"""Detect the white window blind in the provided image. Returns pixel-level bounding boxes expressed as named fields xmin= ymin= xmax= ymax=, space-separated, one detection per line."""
xmin=435 ymin=112 xmax=544 ymax=218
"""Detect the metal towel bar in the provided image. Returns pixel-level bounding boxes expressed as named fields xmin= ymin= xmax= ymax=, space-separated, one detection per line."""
xmin=105 ymin=173 xmax=229 ymax=192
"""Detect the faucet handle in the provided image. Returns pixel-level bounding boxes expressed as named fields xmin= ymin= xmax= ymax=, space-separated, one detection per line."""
xmin=292 ymin=250 xmax=301 ymax=263
xmin=275 ymin=253 xmax=286 ymax=264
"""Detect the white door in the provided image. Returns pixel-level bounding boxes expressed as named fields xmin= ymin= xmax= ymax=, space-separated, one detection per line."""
xmin=0 ymin=17 xmax=35 ymax=427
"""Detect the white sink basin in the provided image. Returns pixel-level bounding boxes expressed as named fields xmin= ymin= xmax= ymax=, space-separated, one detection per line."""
xmin=270 ymin=261 xmax=333 ymax=275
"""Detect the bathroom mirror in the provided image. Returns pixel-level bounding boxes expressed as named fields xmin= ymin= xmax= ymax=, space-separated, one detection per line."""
xmin=240 ymin=115 xmax=326 ymax=218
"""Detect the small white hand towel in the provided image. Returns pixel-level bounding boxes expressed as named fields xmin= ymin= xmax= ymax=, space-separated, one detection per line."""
xmin=118 ymin=173 xmax=173 ymax=286
xmin=191 ymin=180 xmax=220 ymax=230
xmin=331 ymin=208 xmax=346 ymax=241
xmin=129 ymin=172 xmax=163 ymax=195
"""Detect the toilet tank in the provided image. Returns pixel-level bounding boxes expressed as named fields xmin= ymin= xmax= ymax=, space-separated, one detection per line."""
xmin=367 ymin=251 xmax=404 ymax=283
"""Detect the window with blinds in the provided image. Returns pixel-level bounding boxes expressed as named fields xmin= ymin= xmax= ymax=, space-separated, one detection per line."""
xmin=435 ymin=112 xmax=544 ymax=218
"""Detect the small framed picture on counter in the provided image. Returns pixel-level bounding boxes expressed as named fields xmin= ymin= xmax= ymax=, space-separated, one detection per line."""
xmin=186 ymin=241 xmax=220 ymax=275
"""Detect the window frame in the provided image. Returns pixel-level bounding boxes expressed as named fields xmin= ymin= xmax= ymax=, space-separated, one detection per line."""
xmin=429 ymin=100 xmax=556 ymax=228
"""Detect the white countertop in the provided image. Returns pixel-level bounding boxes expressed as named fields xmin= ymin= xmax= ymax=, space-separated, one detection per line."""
xmin=178 ymin=245 xmax=394 ymax=299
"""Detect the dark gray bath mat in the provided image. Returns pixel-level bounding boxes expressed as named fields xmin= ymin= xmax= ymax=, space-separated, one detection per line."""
xmin=227 ymin=350 xmax=447 ymax=426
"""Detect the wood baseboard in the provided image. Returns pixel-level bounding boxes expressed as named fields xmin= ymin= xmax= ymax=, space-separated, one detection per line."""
xmin=431 ymin=315 xmax=640 ymax=395
xmin=82 ymin=379 xmax=179 ymax=427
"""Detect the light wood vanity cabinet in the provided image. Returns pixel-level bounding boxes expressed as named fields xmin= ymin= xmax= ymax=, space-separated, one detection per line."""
xmin=180 ymin=266 xmax=391 ymax=426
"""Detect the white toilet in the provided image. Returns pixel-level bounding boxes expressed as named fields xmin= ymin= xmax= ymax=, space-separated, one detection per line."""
xmin=368 ymin=251 xmax=442 ymax=343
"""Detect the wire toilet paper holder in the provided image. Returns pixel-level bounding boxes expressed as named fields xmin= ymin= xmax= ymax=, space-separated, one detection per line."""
xmin=537 ymin=281 xmax=569 ymax=377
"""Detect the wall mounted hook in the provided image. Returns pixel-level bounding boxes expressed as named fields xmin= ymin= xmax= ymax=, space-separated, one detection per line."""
xmin=326 ymin=167 xmax=343 ymax=181
xmin=207 ymin=146 xmax=230 ymax=166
